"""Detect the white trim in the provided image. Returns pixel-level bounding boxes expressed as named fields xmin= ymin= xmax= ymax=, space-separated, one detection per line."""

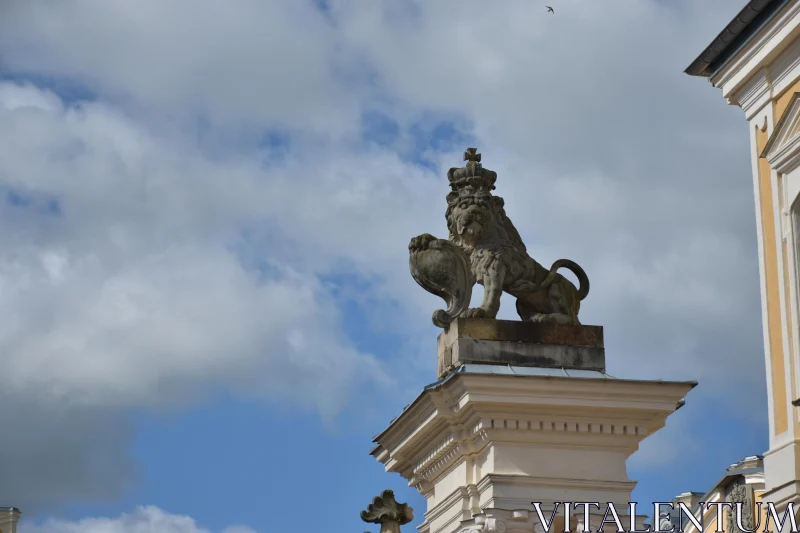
xmin=763 ymin=439 xmax=800 ymax=500
xmin=739 ymin=68 xmax=774 ymax=119
xmin=762 ymin=90 xmax=800 ymax=436
xmin=769 ymin=134 xmax=800 ymax=173
xmin=713 ymin=1 xmax=800 ymax=99
xmin=788 ymin=191 xmax=800 ymax=421
xmin=765 ymin=92 xmax=800 ymax=173
xmin=771 ymin=163 xmax=796 ymax=439
xmin=772 ymin=35 xmax=800 ymax=96
xmin=752 ymin=109 xmax=780 ymax=442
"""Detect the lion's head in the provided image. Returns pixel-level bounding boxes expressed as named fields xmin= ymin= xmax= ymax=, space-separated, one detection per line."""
xmin=446 ymin=189 xmax=525 ymax=252
xmin=446 ymin=189 xmax=491 ymax=246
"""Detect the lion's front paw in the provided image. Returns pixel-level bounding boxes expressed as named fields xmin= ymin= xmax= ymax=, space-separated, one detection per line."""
xmin=409 ymin=233 xmax=438 ymax=252
xmin=463 ymin=308 xmax=488 ymax=319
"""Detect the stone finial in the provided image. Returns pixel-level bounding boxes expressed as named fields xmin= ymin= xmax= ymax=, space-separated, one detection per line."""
xmin=409 ymin=148 xmax=590 ymax=328
xmin=361 ymin=490 xmax=413 ymax=533
xmin=463 ymin=147 xmax=481 ymax=167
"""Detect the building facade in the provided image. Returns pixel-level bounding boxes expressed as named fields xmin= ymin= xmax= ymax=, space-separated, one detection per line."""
xmin=670 ymin=457 xmax=766 ymax=532
xmin=687 ymin=0 xmax=800 ymax=523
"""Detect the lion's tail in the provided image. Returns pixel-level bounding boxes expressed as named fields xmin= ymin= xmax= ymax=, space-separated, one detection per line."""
xmin=541 ymin=259 xmax=590 ymax=301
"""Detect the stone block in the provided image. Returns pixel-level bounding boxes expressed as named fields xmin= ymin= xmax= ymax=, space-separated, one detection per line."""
xmin=437 ymin=318 xmax=604 ymax=378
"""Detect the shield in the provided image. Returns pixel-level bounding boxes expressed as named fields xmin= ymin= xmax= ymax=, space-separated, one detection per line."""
xmin=408 ymin=235 xmax=474 ymax=328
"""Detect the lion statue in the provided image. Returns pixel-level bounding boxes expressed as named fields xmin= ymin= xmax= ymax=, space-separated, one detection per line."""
xmin=409 ymin=149 xmax=589 ymax=326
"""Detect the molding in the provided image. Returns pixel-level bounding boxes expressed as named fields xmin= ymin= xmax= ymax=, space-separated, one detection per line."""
xmin=769 ymin=132 xmax=800 ymax=174
xmin=750 ymin=110 xmax=781 ymax=442
xmin=764 ymin=435 xmax=800 ymax=456
xmin=761 ymin=479 xmax=800 ymax=509
xmin=374 ymin=373 xmax=691 ymax=533
xmin=772 ymin=34 xmax=800 ymax=96
xmin=763 ymin=439 xmax=800 ymax=504
xmin=764 ymin=93 xmax=800 ymax=173
xmin=474 ymin=473 xmax=636 ymax=494
xmin=422 ymin=486 xmax=476 ymax=533
xmin=788 ymin=194 xmax=800 ymax=424
xmin=374 ymin=372 xmax=694 ymax=490
xmin=737 ymin=68 xmax=773 ymax=119
xmin=713 ymin=0 xmax=800 ymax=99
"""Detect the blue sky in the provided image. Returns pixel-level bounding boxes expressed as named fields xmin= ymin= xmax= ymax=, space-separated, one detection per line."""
xmin=0 ymin=1 xmax=772 ymax=532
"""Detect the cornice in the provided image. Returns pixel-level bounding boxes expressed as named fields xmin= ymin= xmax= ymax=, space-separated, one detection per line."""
xmin=713 ymin=0 xmax=800 ymax=99
xmin=733 ymin=68 xmax=773 ymax=118
xmin=475 ymin=473 xmax=636 ymax=494
xmin=373 ymin=373 xmax=694 ymax=489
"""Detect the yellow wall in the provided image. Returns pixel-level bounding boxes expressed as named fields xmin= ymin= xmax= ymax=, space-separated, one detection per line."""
xmin=757 ymin=124 xmax=789 ymax=434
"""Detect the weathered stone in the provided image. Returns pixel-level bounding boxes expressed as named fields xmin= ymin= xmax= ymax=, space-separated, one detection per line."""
xmin=437 ymin=318 xmax=604 ymax=378
xmin=361 ymin=490 xmax=414 ymax=533
xmin=409 ymin=148 xmax=591 ymax=328
xmin=0 ymin=507 xmax=21 ymax=533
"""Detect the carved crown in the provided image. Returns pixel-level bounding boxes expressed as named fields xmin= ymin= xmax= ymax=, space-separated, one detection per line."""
xmin=447 ymin=147 xmax=497 ymax=192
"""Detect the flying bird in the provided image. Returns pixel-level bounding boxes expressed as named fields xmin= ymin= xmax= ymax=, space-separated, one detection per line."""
xmin=546 ymin=5 xmax=554 ymax=13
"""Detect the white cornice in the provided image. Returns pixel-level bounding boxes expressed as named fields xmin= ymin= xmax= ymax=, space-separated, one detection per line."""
xmin=372 ymin=372 xmax=694 ymax=494
xmin=764 ymin=92 xmax=800 ymax=172
xmin=735 ymin=69 xmax=773 ymax=119
xmin=771 ymin=34 xmax=800 ymax=92
xmin=712 ymin=0 xmax=800 ymax=99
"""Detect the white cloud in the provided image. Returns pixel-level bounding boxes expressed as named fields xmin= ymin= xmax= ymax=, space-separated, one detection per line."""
xmin=0 ymin=82 xmax=407 ymax=508
xmin=21 ymin=506 xmax=255 ymax=533
xmin=0 ymin=1 xmax=357 ymax=134
xmin=0 ymin=84 xmax=394 ymax=413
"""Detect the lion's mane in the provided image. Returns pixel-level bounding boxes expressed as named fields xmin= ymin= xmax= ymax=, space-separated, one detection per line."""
xmin=445 ymin=189 xmax=535 ymax=287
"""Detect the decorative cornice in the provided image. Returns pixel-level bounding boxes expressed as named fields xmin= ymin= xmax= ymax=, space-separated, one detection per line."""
xmin=372 ymin=372 xmax=694 ymax=490
xmin=475 ymin=473 xmax=637 ymax=494
xmin=712 ymin=0 xmax=800 ymax=97
xmin=770 ymin=33 xmax=800 ymax=91
xmin=415 ymin=444 xmax=463 ymax=483
xmin=734 ymin=68 xmax=772 ymax=118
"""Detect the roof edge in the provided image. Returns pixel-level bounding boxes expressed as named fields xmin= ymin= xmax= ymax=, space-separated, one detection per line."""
xmin=685 ymin=0 xmax=788 ymax=78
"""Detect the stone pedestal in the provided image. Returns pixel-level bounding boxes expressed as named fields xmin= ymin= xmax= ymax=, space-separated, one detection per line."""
xmin=371 ymin=320 xmax=695 ymax=533
xmin=437 ymin=319 xmax=605 ymax=379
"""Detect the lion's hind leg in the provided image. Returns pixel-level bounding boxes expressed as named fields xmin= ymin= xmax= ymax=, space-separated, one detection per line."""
xmin=548 ymin=281 xmax=581 ymax=325
xmin=516 ymin=283 xmax=580 ymax=326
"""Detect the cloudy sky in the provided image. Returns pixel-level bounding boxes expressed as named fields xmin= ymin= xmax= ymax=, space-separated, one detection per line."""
xmin=0 ymin=0 xmax=772 ymax=531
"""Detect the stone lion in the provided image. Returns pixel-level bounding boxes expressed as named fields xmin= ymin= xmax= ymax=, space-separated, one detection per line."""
xmin=409 ymin=158 xmax=589 ymax=326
